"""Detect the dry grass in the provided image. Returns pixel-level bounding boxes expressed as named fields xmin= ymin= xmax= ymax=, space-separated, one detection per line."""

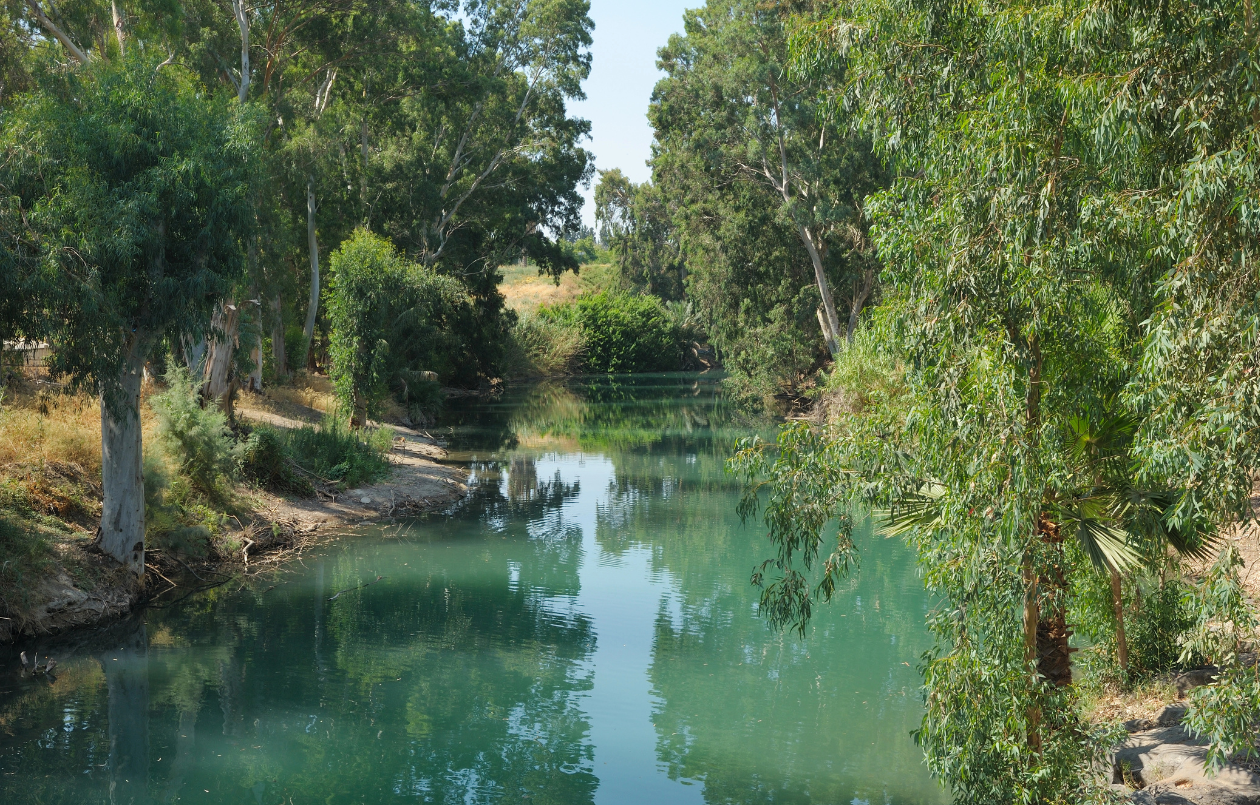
xmin=1082 ymin=672 xmax=1181 ymax=726
xmin=0 ymin=386 xmax=103 ymax=474
xmin=263 ymin=372 xmax=338 ymax=414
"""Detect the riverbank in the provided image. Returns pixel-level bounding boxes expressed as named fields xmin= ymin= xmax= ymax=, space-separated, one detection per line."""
xmin=0 ymin=377 xmax=469 ymax=645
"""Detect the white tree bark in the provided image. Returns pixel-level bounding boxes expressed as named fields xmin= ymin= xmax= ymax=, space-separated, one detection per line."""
xmin=24 ymin=0 xmax=89 ymax=63
xmin=799 ymin=225 xmax=842 ymax=356
xmin=301 ymin=176 xmax=320 ymax=369
xmin=232 ymin=0 xmax=250 ymax=103
xmin=110 ymin=1 xmax=125 ymax=55
xmin=98 ymin=335 xmax=148 ymax=574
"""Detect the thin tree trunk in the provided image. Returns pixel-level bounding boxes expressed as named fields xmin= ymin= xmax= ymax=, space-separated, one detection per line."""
xmin=98 ymin=334 xmax=148 ymax=574
xmin=302 ymin=176 xmax=320 ymax=370
xmin=846 ymin=266 xmax=876 ymax=342
xmin=232 ymin=0 xmax=249 ymax=103
xmin=798 ymin=225 xmax=842 ymax=357
xmin=110 ymin=1 xmax=125 ymax=55
xmin=1112 ymin=570 xmax=1129 ymax=673
xmin=271 ymin=293 xmax=287 ymax=379
xmin=183 ymin=335 xmax=206 ymax=376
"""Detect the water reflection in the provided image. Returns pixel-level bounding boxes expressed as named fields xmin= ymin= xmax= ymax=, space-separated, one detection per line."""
xmin=0 ymin=374 xmax=944 ymax=805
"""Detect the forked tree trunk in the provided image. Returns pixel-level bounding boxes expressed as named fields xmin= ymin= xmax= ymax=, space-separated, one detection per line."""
xmin=846 ymin=266 xmax=877 ymax=343
xmin=1112 ymin=570 xmax=1129 ymax=673
xmin=798 ymin=225 xmax=842 ymax=357
xmin=99 ymin=334 xmax=148 ymax=574
xmin=302 ymin=176 xmax=320 ymax=370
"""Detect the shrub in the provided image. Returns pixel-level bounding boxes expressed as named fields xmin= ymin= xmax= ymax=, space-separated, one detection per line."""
xmin=503 ymin=314 xmax=586 ymax=378
xmin=239 ymin=427 xmax=313 ymax=496
xmin=150 ymin=365 xmax=239 ymax=498
xmin=326 ymin=229 xmax=468 ymax=424
xmin=1129 ymin=578 xmax=1194 ymax=676
xmin=284 ymin=414 xmax=391 ymax=489
xmin=539 ymin=292 xmax=682 ymax=373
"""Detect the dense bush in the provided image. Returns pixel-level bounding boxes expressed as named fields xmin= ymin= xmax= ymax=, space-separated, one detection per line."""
xmin=150 ymin=365 xmax=239 ymax=499
xmin=283 ymin=415 xmax=392 ymax=489
xmin=239 ymin=428 xmax=313 ymax=496
xmin=503 ymin=314 xmax=586 ymax=378
xmin=539 ymin=292 xmax=683 ymax=373
xmin=327 ymin=230 xmax=471 ymax=424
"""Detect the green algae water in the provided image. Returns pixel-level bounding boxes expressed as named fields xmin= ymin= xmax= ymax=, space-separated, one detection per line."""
xmin=0 ymin=374 xmax=946 ymax=805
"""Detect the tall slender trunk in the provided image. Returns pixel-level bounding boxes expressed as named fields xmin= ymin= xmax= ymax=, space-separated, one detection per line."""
xmin=110 ymin=1 xmax=125 ymax=55
xmin=798 ymin=225 xmax=842 ymax=357
xmin=98 ymin=333 xmax=148 ymax=574
xmin=1112 ymin=570 xmax=1129 ymax=673
xmin=302 ymin=176 xmax=320 ymax=370
xmin=247 ymin=295 xmax=263 ymax=393
xmin=271 ymin=293 xmax=287 ymax=378
xmin=232 ymin=0 xmax=250 ymax=103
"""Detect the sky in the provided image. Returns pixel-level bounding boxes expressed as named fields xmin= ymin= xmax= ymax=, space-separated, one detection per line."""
xmin=570 ymin=0 xmax=696 ymax=231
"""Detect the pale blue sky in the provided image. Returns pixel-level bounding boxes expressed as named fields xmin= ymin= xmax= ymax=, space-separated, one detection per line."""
xmin=571 ymin=0 xmax=695 ymax=230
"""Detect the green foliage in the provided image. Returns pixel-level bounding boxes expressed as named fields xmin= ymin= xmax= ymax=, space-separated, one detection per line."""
xmin=539 ymin=292 xmax=682 ymax=374
xmin=239 ymin=427 xmax=313 ymax=497
xmin=504 ymin=314 xmax=587 ymax=378
xmin=650 ymin=0 xmax=886 ymax=390
xmin=594 ymin=169 xmax=686 ymax=300
xmin=1186 ymin=665 xmax=1260 ymax=771
xmin=0 ymin=53 xmax=257 ymax=399
xmin=284 ymin=415 xmax=391 ymax=490
xmin=326 ymin=229 xmax=469 ymax=421
xmin=150 ymin=365 xmax=240 ymax=500
xmin=1130 ymin=579 xmax=1194 ymax=678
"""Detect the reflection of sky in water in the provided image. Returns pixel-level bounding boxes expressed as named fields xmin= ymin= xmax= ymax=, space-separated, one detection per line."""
xmin=0 ymin=376 xmax=945 ymax=805
xmin=504 ymin=451 xmax=702 ymax=803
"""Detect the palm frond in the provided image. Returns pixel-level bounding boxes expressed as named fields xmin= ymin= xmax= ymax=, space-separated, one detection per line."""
xmin=874 ymin=483 xmax=946 ymax=539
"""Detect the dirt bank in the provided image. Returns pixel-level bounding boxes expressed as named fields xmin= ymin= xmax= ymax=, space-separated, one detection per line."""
xmin=0 ymin=390 xmax=469 ymax=645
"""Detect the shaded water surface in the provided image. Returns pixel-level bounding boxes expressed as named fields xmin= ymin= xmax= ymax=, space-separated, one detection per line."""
xmin=0 ymin=374 xmax=945 ymax=804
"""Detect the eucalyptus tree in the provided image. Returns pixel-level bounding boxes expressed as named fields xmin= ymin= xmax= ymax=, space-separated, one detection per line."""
xmin=727 ymin=0 xmax=1260 ymax=797
xmin=594 ymin=169 xmax=686 ymax=300
xmin=651 ymin=0 xmax=884 ymax=358
xmin=0 ymin=56 xmax=257 ymax=573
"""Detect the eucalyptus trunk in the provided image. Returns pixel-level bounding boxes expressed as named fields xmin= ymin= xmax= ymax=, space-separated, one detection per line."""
xmin=799 ymin=225 xmax=842 ymax=357
xmin=203 ymin=300 xmax=239 ymax=416
xmin=271 ymin=293 xmax=287 ymax=378
xmin=98 ymin=333 xmax=148 ymax=574
xmin=302 ymin=176 xmax=320 ymax=370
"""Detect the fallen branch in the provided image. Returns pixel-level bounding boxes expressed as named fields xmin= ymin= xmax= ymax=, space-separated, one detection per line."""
xmin=328 ymin=575 xmax=385 ymax=601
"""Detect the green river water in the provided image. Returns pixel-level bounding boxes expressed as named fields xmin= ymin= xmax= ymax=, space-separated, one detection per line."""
xmin=0 ymin=374 xmax=946 ymax=805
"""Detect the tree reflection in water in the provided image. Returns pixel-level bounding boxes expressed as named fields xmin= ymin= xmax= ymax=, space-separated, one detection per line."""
xmin=0 ymin=374 xmax=943 ymax=805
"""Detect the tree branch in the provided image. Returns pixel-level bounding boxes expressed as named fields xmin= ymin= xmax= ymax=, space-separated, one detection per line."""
xmin=25 ymin=0 xmax=89 ymax=63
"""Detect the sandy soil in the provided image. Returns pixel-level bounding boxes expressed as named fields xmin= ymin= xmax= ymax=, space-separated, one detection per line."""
xmin=234 ymin=401 xmax=469 ymax=533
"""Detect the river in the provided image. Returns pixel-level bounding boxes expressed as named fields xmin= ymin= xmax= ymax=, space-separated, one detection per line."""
xmin=0 ymin=373 xmax=946 ymax=804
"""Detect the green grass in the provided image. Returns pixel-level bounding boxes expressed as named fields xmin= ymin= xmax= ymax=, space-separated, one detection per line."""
xmin=283 ymin=415 xmax=392 ymax=490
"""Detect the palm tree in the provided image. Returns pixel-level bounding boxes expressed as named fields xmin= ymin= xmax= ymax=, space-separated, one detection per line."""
xmin=876 ymin=405 xmax=1218 ymax=680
